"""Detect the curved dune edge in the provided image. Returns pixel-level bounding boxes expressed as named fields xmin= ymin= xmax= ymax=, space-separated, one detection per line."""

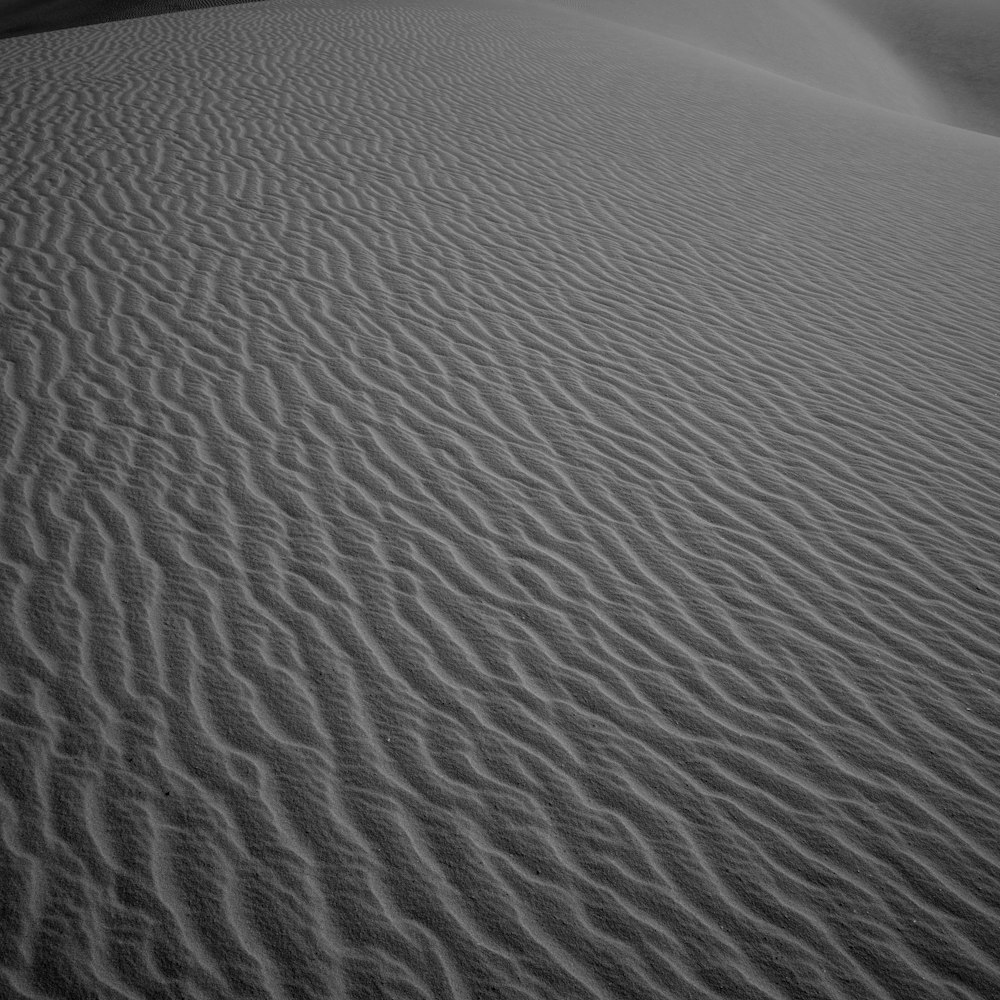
xmin=531 ymin=0 xmax=939 ymax=120
xmin=0 ymin=0 xmax=991 ymax=135
xmin=829 ymin=0 xmax=1000 ymax=136
xmin=2 ymin=2 xmax=1000 ymax=999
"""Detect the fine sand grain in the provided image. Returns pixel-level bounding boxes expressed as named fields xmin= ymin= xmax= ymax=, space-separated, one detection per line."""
xmin=2 ymin=2 xmax=999 ymax=998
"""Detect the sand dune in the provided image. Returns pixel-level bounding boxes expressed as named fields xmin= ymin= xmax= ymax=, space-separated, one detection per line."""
xmin=831 ymin=0 xmax=1000 ymax=134
xmin=2 ymin=1 xmax=1000 ymax=998
xmin=537 ymin=0 xmax=937 ymax=116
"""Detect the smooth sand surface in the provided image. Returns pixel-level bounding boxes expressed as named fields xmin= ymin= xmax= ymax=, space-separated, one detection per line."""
xmin=2 ymin=1 xmax=1000 ymax=998
xmin=831 ymin=0 xmax=1000 ymax=135
xmin=531 ymin=0 xmax=937 ymax=116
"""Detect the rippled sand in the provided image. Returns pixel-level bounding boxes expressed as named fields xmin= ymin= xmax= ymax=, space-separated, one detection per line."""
xmin=2 ymin=2 xmax=999 ymax=997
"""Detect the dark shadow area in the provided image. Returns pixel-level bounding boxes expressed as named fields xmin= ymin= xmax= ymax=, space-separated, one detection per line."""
xmin=0 ymin=0 xmax=260 ymax=37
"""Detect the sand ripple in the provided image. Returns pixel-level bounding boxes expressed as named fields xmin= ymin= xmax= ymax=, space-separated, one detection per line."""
xmin=2 ymin=4 xmax=1000 ymax=998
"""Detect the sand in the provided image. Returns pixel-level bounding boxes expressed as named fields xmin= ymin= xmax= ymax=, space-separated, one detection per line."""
xmin=1 ymin=1 xmax=999 ymax=997
xmin=830 ymin=0 xmax=1000 ymax=135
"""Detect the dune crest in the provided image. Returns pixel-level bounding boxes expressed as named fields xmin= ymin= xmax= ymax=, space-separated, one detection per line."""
xmin=531 ymin=0 xmax=937 ymax=116
xmin=830 ymin=0 xmax=1000 ymax=135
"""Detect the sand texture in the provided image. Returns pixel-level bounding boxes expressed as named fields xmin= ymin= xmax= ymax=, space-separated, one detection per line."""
xmin=2 ymin=1 xmax=1000 ymax=997
xmin=829 ymin=0 xmax=1000 ymax=136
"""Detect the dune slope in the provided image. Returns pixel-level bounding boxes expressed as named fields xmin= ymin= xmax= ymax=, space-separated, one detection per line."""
xmin=2 ymin=3 xmax=1000 ymax=998
xmin=533 ymin=0 xmax=936 ymax=116
xmin=830 ymin=0 xmax=1000 ymax=135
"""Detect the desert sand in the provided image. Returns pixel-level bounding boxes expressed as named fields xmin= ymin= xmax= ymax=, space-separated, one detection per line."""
xmin=1 ymin=1 xmax=999 ymax=997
